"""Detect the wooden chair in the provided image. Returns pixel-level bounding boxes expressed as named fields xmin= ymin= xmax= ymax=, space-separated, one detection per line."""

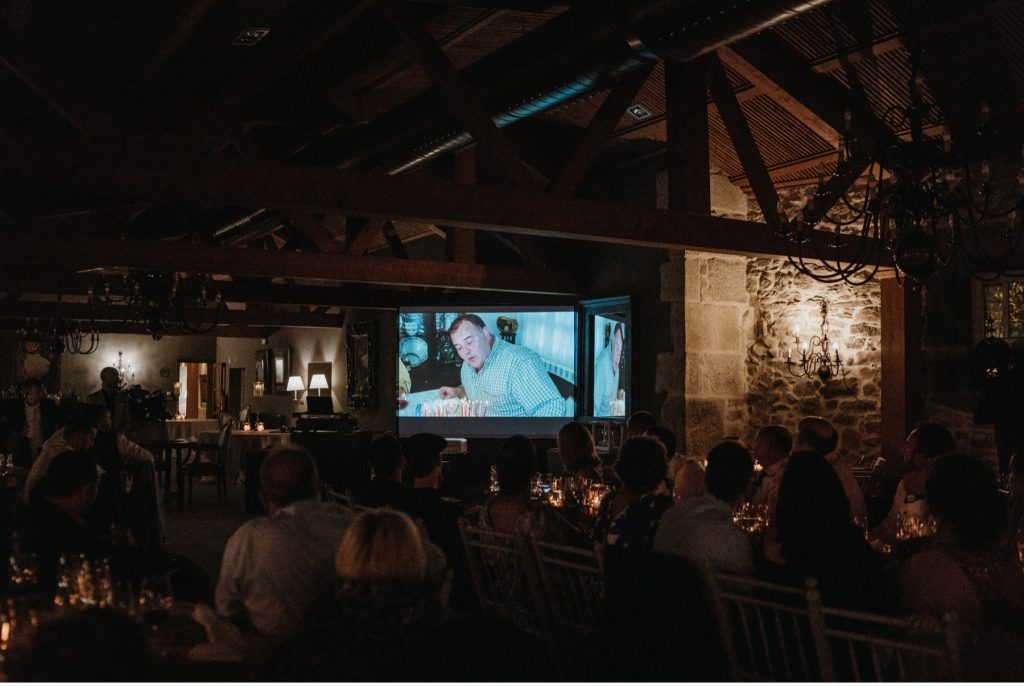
xmin=705 ymin=568 xmax=833 ymax=681
xmin=531 ymin=539 xmax=605 ymax=680
xmin=458 ymin=518 xmax=551 ymax=641
xmin=182 ymin=419 xmax=233 ymax=506
xmin=816 ymin=604 xmax=962 ymax=681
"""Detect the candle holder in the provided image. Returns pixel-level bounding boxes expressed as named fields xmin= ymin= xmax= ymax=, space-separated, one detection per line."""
xmin=256 ymin=421 xmax=265 ymax=432
xmin=242 ymin=422 xmax=251 ymax=432
xmin=784 ymin=296 xmax=847 ymax=383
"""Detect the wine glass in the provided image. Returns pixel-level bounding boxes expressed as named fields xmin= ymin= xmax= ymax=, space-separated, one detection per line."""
xmin=138 ymin=575 xmax=174 ymax=629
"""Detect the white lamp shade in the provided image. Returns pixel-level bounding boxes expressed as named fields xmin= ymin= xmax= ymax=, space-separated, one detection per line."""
xmin=309 ymin=373 xmax=329 ymax=391
xmin=286 ymin=375 xmax=305 ymax=392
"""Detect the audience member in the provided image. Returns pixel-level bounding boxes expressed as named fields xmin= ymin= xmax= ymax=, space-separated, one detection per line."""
xmin=24 ymin=409 xmax=98 ymax=501
xmin=1008 ymin=450 xmax=1024 ymax=535
xmin=23 ymin=450 xmax=104 ymax=594
xmin=358 ymin=434 xmax=413 ymax=511
xmin=592 ymin=436 xmax=673 ymax=550
xmin=479 ymin=435 xmax=582 ymax=545
xmin=769 ymin=451 xmax=894 ymax=614
xmin=748 ymin=424 xmax=793 ymax=512
xmin=900 ymin=452 xmax=1024 ymax=627
xmin=5 ymin=378 xmax=59 ymax=455
xmin=794 ymin=416 xmax=867 ymax=522
xmin=216 ymin=446 xmax=357 ymax=641
xmin=625 ymin=410 xmax=656 ymax=438
xmin=871 ymin=422 xmax=955 ymax=545
xmin=557 ymin=421 xmax=602 ymax=481
xmin=274 ymin=509 xmax=441 ymax=681
xmin=654 ymin=441 xmax=755 ymax=573
xmin=647 ymin=424 xmax=704 ymax=503
xmin=0 ymin=416 xmax=34 ymax=470
xmin=85 ymin=367 xmax=131 ymax=435
xmin=5 ymin=607 xmax=151 ymax=681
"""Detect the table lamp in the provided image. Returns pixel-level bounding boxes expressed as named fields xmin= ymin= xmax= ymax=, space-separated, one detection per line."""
xmin=309 ymin=373 xmax=329 ymax=397
xmin=286 ymin=375 xmax=305 ymax=401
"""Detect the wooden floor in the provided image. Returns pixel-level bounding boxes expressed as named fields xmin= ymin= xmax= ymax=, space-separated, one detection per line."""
xmin=162 ymin=482 xmax=252 ymax=585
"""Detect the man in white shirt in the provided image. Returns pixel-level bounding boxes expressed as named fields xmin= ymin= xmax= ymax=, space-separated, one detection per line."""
xmin=871 ymin=421 xmax=955 ymax=545
xmin=654 ymin=441 xmax=755 ymax=574
xmin=216 ymin=445 xmax=445 ymax=641
xmin=748 ymin=424 xmax=793 ymax=514
xmin=593 ymin=323 xmax=624 ymax=417
xmin=216 ymin=446 xmax=357 ymax=641
xmin=794 ymin=416 xmax=867 ymax=523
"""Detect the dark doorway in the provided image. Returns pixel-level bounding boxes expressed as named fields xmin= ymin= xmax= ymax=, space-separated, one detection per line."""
xmin=227 ymin=368 xmax=244 ymax=418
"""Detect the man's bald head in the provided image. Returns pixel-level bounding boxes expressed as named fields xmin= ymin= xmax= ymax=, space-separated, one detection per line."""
xmin=795 ymin=416 xmax=838 ymax=457
xmin=259 ymin=446 xmax=320 ymax=511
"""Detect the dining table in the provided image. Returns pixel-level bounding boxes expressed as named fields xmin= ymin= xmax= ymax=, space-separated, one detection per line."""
xmin=163 ymin=419 xmax=222 ymax=441
xmin=197 ymin=429 xmax=291 ymax=485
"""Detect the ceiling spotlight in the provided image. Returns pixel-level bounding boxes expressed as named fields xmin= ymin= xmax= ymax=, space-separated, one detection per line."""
xmin=627 ymin=104 xmax=652 ymax=121
xmin=232 ymin=28 xmax=270 ymax=46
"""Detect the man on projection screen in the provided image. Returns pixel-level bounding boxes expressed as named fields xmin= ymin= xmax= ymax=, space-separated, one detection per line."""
xmin=594 ymin=322 xmax=625 ymax=417
xmin=439 ymin=314 xmax=566 ymax=417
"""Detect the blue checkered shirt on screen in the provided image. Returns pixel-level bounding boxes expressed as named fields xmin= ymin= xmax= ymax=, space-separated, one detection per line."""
xmin=460 ymin=337 xmax=566 ymax=417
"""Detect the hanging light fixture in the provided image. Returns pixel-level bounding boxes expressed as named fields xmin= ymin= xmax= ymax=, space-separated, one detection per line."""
xmin=17 ymin=296 xmax=100 ymax=361
xmin=113 ymin=350 xmax=135 ymax=386
xmin=90 ymin=271 xmax=224 ymax=340
xmin=781 ymin=50 xmax=1024 ymax=286
xmin=784 ymin=297 xmax=846 ymax=383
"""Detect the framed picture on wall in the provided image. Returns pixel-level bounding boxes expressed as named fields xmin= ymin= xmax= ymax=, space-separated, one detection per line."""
xmin=347 ymin=321 xmax=375 ymax=408
xmin=273 ymin=348 xmax=291 ymax=395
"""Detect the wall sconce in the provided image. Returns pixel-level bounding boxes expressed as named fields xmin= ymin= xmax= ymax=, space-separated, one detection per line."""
xmin=286 ymin=375 xmax=305 ymax=401
xmin=784 ymin=297 xmax=845 ymax=382
xmin=309 ymin=373 xmax=329 ymax=397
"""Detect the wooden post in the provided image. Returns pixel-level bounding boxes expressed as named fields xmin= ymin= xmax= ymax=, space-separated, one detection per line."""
xmin=880 ymin=276 xmax=922 ymax=460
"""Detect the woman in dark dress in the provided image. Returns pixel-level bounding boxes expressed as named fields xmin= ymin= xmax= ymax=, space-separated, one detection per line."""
xmin=592 ymin=436 xmax=673 ymax=551
xmin=274 ymin=508 xmax=442 ymax=681
xmin=768 ymin=450 xmax=896 ymax=615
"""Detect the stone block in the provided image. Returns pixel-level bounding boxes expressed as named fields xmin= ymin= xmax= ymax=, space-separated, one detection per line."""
xmin=706 ymin=257 xmax=749 ymax=303
xmin=670 ymin=302 xmax=686 ymax=353
xmin=703 ymin=353 xmax=746 ymax=396
xmin=686 ymin=398 xmax=725 ymax=456
xmin=661 ymin=260 xmax=685 ymax=303
xmin=855 ymin=306 xmax=881 ymax=322
xmin=656 ymin=352 xmax=685 ymax=394
xmin=849 ymin=323 xmax=879 ymax=337
xmin=714 ymin=306 xmax=744 ymax=351
xmin=685 ymin=303 xmax=716 ymax=351
xmin=660 ymin=393 xmax=686 ymax=447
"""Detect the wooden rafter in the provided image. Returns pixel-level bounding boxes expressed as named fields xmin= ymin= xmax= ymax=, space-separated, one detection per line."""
xmin=707 ymin=53 xmax=781 ymax=226
xmin=0 ymin=139 xmax=889 ymax=265
xmin=550 ymin=63 xmax=655 ymax=196
xmin=0 ymin=230 xmax=582 ymax=295
xmin=138 ymin=0 xmax=216 ymax=82
xmin=665 ymin=58 xmax=710 ymax=214
xmin=379 ymin=0 xmax=540 ymax=192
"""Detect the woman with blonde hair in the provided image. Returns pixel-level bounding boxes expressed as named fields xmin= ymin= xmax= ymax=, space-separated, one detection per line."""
xmin=276 ymin=509 xmax=440 ymax=680
xmin=336 ymin=508 xmax=426 ymax=581
xmin=557 ymin=421 xmax=602 ymax=481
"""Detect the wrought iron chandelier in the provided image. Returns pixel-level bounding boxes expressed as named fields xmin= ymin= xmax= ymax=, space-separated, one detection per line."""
xmin=781 ymin=52 xmax=1024 ymax=286
xmin=17 ymin=300 xmax=100 ymax=361
xmin=90 ymin=271 xmax=224 ymax=341
xmin=784 ymin=297 xmax=845 ymax=382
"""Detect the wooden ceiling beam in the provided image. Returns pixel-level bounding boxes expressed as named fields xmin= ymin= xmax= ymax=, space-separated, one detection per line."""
xmin=138 ymin=0 xmax=216 ymax=82
xmin=0 ymin=226 xmax=581 ymax=294
xmin=0 ymin=319 xmax=276 ymax=339
xmin=379 ymin=0 xmax=540 ymax=192
xmin=0 ymin=139 xmax=889 ymax=265
xmin=707 ymin=53 xmax=781 ymax=226
xmin=550 ymin=63 xmax=654 ymax=197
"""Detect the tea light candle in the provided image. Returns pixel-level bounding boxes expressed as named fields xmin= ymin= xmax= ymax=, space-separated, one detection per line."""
xmin=256 ymin=421 xmax=265 ymax=432
xmin=242 ymin=422 xmax=251 ymax=431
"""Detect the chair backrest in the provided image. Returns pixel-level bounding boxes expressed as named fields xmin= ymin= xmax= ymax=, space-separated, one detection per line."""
xmin=816 ymin=604 xmax=962 ymax=681
xmin=215 ymin=419 xmax=234 ymax=458
xmin=705 ymin=568 xmax=833 ymax=681
xmin=531 ymin=539 xmax=604 ymax=642
xmin=459 ymin=518 xmax=549 ymax=638
xmin=324 ymin=486 xmax=354 ymax=508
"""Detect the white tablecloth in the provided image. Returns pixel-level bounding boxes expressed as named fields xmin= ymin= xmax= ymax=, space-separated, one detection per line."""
xmin=165 ymin=419 xmax=221 ymax=441
xmin=198 ymin=429 xmax=291 ymax=483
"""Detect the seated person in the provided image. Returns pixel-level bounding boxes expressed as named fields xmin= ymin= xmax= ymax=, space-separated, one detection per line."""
xmin=654 ymin=441 xmax=755 ymax=574
xmin=647 ymin=424 xmax=704 ymax=503
xmin=592 ymin=437 xmax=674 ymax=551
xmin=748 ymin=424 xmax=792 ymax=511
xmin=404 ymin=433 xmax=465 ymax=565
xmin=24 ymin=410 xmax=98 ymax=502
xmin=357 ymin=434 xmax=414 ymax=511
xmin=23 ymin=450 xmax=106 ymax=594
xmin=871 ymin=421 xmax=954 ymax=545
xmin=478 ymin=435 xmax=582 ymax=545
xmin=216 ymin=446 xmax=358 ymax=641
xmin=768 ymin=451 xmax=894 ymax=614
xmin=556 ymin=422 xmax=603 ymax=482
xmin=274 ymin=509 xmax=442 ymax=681
xmin=794 ymin=416 xmax=867 ymax=523
xmin=6 ymin=377 xmax=59 ymax=456
xmin=438 ymin=314 xmax=566 ymax=418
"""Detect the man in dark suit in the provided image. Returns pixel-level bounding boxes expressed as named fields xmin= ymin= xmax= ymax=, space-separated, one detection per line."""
xmin=86 ymin=367 xmax=132 ymax=436
xmin=5 ymin=378 xmax=59 ymax=456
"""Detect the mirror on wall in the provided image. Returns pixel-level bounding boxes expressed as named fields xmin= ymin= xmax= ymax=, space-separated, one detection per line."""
xmin=347 ymin=321 xmax=375 ymax=409
xmin=578 ymin=296 xmax=631 ymax=422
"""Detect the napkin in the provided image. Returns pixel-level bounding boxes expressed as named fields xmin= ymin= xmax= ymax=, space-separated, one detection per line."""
xmin=186 ymin=604 xmax=247 ymax=663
